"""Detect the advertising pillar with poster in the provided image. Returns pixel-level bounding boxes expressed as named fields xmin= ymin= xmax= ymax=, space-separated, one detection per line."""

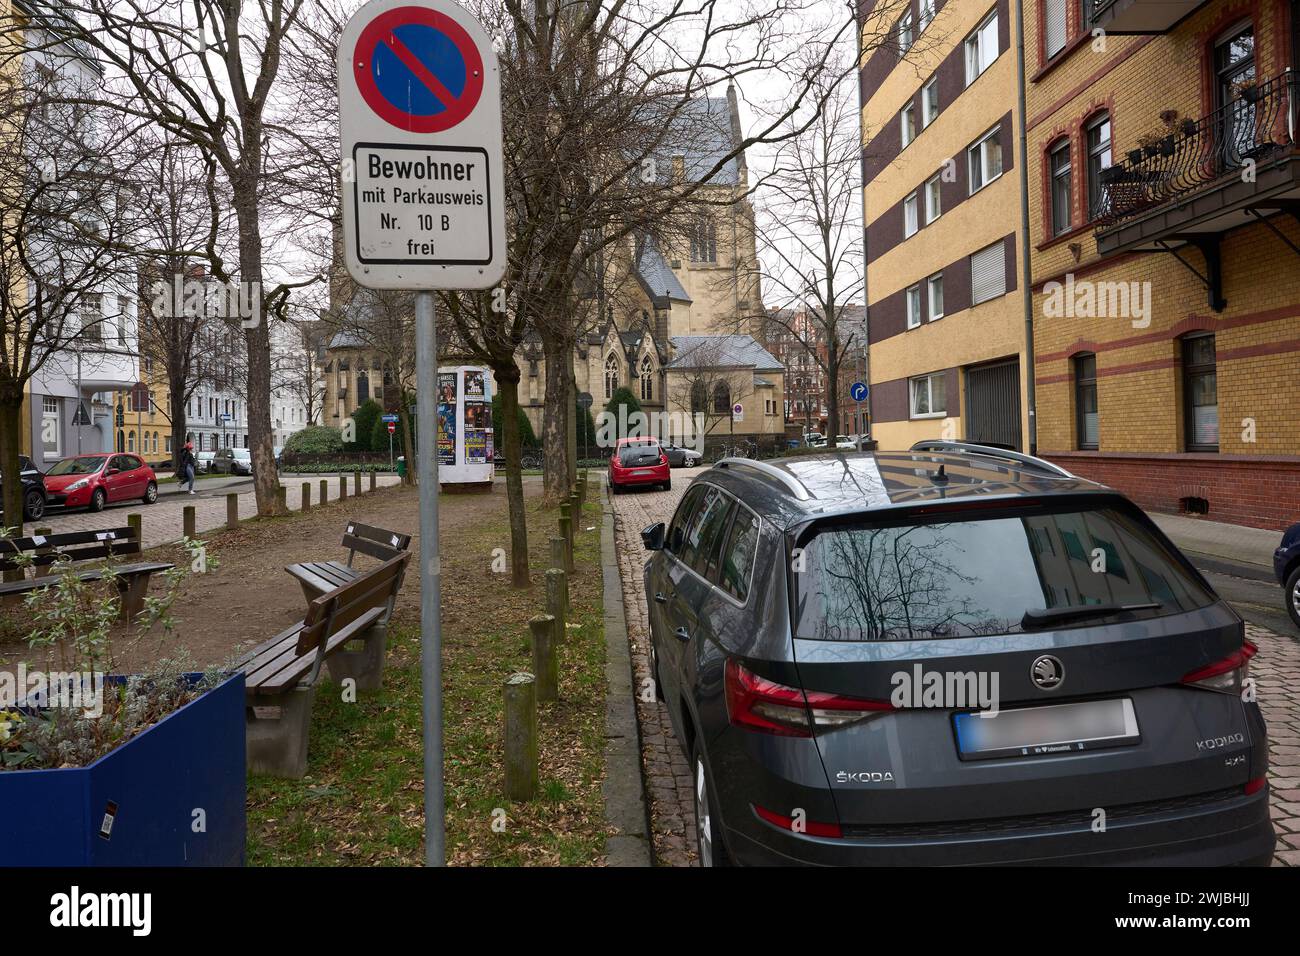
xmin=436 ymin=366 xmax=494 ymax=490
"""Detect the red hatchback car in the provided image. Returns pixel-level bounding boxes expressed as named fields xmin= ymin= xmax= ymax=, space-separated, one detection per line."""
xmin=43 ymin=453 xmax=159 ymax=513
xmin=608 ymin=438 xmax=671 ymax=494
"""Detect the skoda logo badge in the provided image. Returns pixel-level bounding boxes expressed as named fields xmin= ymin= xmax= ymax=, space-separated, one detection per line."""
xmin=1031 ymin=655 xmax=1064 ymax=690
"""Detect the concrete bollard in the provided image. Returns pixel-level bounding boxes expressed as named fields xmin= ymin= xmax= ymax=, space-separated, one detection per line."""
xmin=503 ymin=672 xmax=538 ymax=801
xmin=301 ymin=483 xmax=311 ymax=511
xmin=545 ymin=567 xmax=568 ymax=638
xmin=276 ymin=485 xmax=287 ymax=511
xmin=529 ymin=614 xmax=559 ymax=703
xmin=319 ymin=479 xmax=328 ymax=505
xmin=339 ymin=475 xmax=348 ymax=501
xmin=183 ymin=506 xmax=196 ymax=539
xmin=226 ymin=493 xmax=238 ymax=530
xmin=549 ymin=535 xmax=567 ymax=573
xmin=353 ymin=470 xmax=361 ymax=496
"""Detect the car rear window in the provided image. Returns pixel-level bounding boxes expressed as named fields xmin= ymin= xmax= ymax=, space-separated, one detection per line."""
xmin=793 ymin=504 xmax=1216 ymax=641
xmin=618 ymin=443 xmax=661 ymax=466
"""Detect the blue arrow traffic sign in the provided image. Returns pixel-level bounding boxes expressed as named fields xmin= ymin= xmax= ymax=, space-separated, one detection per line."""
xmin=849 ymin=381 xmax=869 ymax=402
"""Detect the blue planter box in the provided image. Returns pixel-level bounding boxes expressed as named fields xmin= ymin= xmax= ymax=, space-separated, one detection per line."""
xmin=0 ymin=672 xmax=246 ymax=866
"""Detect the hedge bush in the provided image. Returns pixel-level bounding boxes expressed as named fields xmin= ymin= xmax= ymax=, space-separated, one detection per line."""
xmin=284 ymin=425 xmax=344 ymax=456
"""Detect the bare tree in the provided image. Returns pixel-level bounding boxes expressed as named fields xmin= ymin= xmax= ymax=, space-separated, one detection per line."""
xmin=746 ymin=46 xmax=863 ymax=441
xmin=0 ymin=35 xmax=147 ymax=529
xmin=11 ymin=0 xmax=318 ymax=515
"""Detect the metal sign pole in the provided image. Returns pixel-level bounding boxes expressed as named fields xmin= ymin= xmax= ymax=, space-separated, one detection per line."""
xmin=415 ymin=289 xmax=444 ymax=866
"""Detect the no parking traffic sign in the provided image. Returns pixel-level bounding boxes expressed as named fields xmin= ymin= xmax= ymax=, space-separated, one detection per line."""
xmin=339 ymin=0 xmax=506 ymax=289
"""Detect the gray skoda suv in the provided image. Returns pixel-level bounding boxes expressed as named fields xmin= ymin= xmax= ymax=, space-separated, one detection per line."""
xmin=640 ymin=441 xmax=1274 ymax=866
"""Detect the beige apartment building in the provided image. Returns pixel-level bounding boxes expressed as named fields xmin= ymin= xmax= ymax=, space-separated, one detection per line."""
xmin=860 ymin=0 xmax=1030 ymax=450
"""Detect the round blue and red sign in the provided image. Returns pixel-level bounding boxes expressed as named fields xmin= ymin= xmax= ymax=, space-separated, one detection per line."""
xmin=354 ymin=6 xmax=484 ymax=133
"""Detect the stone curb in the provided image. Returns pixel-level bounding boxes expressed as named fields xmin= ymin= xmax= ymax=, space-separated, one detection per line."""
xmin=600 ymin=475 xmax=653 ymax=866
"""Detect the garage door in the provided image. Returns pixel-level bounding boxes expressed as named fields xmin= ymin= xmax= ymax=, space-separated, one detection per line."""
xmin=964 ymin=360 xmax=1022 ymax=451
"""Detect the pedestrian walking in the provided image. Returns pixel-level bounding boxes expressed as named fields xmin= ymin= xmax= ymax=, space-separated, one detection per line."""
xmin=179 ymin=441 xmax=197 ymax=494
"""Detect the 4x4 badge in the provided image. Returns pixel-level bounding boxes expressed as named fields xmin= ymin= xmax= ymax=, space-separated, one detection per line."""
xmin=1031 ymin=655 xmax=1064 ymax=690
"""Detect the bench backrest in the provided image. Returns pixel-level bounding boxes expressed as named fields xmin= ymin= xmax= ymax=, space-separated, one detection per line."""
xmin=0 ymin=527 xmax=141 ymax=573
xmin=296 ymin=551 xmax=411 ymax=656
xmin=342 ymin=522 xmax=412 ymax=566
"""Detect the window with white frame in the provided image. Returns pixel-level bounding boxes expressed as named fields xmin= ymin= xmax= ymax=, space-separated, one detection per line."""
xmin=41 ymin=396 xmax=60 ymax=456
xmin=965 ymin=11 xmax=999 ymax=85
xmin=928 ymin=274 xmax=945 ymax=319
xmin=897 ymin=11 xmax=914 ymax=54
xmin=968 ymin=126 xmax=1003 ymax=193
xmin=920 ymin=0 xmax=936 ymax=32
xmin=901 ymin=103 xmax=916 ymax=147
xmin=910 ymin=373 xmax=947 ymax=418
xmin=922 ymin=77 xmax=939 ymax=127
xmin=904 ymin=192 xmax=919 ymax=237
xmin=77 ymin=293 xmax=103 ymax=343
xmin=906 ymin=285 xmax=922 ymax=329
xmin=925 ymin=174 xmax=942 ymax=223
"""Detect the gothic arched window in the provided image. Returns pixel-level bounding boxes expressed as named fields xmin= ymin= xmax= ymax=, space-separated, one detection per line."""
xmin=604 ymin=353 xmax=620 ymax=399
xmin=639 ymin=355 xmax=654 ymax=401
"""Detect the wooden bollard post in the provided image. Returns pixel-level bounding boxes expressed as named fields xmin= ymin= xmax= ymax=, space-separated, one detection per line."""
xmin=32 ymin=527 xmax=53 ymax=577
xmin=503 ymin=672 xmax=538 ymax=801
xmin=558 ymin=515 xmax=572 ymax=569
xmin=182 ymin=506 xmax=196 ymax=539
xmin=529 ymin=615 xmax=558 ymax=703
xmin=549 ymin=535 xmax=567 ymax=573
xmin=339 ymin=474 xmax=348 ymax=501
xmin=369 ymin=469 xmax=377 ymax=491
xmin=545 ymin=567 xmax=567 ymax=638
xmin=353 ymin=470 xmax=361 ymax=496
xmin=226 ymin=493 xmax=238 ymax=530
xmin=127 ymin=512 xmax=142 ymax=546
xmin=319 ymin=479 xmax=328 ymax=505
xmin=276 ymin=485 xmax=287 ymax=511
xmin=301 ymin=483 xmax=311 ymax=511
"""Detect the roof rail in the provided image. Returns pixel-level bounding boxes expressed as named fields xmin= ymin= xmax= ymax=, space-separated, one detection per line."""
xmin=715 ymin=457 xmax=813 ymax=500
xmin=908 ymin=440 xmax=1076 ymax=480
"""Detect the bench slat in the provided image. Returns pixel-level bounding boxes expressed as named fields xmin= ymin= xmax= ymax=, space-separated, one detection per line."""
xmin=295 ymin=555 xmax=408 ymax=656
xmin=0 ymin=527 xmax=135 ymax=552
xmin=245 ymin=607 xmax=386 ymax=694
xmin=231 ymin=623 xmax=307 ymax=674
xmin=0 ymin=562 xmax=174 ymax=597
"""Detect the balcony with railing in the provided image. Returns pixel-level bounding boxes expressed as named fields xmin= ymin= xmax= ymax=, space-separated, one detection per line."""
xmin=1092 ymin=71 xmax=1299 ymax=260
xmin=1087 ymin=0 xmax=1210 ymax=34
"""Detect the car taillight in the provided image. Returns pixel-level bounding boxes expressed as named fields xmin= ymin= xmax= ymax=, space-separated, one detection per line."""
xmin=660 ymin=453 xmax=668 ymax=465
xmin=1244 ymin=776 xmax=1268 ymax=796
xmin=753 ymin=804 xmax=842 ymax=838
xmin=724 ymin=659 xmax=893 ymax=737
xmin=1181 ymin=641 xmax=1257 ymax=694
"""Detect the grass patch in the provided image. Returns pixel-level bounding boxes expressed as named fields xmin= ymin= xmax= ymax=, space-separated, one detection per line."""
xmin=246 ymin=491 xmax=608 ymax=866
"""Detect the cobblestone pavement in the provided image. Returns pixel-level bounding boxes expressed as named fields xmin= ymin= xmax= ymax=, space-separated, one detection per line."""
xmin=28 ymin=474 xmax=402 ymax=549
xmin=610 ymin=478 xmax=1300 ymax=867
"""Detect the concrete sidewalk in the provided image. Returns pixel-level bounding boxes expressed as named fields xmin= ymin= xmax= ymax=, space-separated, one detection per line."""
xmin=1150 ymin=512 xmax=1284 ymax=571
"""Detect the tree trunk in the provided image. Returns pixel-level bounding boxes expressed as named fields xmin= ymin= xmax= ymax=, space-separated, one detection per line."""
xmin=825 ymin=349 xmax=841 ymax=440
xmin=233 ymin=191 xmax=281 ymax=516
xmin=540 ymin=333 xmax=572 ymax=503
xmin=0 ymin=394 xmax=25 ymax=536
xmin=169 ymin=379 xmax=188 ymax=473
xmin=565 ymin=350 xmax=578 ymax=491
xmin=493 ymin=365 xmax=530 ymax=587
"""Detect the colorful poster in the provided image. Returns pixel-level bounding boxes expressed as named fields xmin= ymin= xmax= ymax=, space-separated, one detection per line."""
xmin=464 ymin=370 xmax=486 ymax=400
xmin=437 ymin=402 xmax=456 ymax=465
xmin=464 ymin=402 xmax=491 ymax=429
xmin=465 ymin=429 xmax=487 ymax=463
xmin=437 ymin=372 xmax=457 ymax=406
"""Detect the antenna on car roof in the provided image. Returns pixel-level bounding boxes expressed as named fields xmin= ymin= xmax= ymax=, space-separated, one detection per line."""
xmin=934 ymin=464 xmax=948 ymax=483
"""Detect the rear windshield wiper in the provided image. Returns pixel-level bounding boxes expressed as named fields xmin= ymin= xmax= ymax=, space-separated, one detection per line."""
xmin=1021 ymin=602 xmax=1161 ymax=630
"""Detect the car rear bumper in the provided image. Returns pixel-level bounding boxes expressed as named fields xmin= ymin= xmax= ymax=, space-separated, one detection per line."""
xmin=610 ymin=467 xmax=669 ymax=487
xmin=724 ymin=786 xmax=1276 ymax=866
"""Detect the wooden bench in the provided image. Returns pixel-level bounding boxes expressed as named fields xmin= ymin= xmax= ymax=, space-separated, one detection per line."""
xmin=0 ymin=527 xmax=174 ymax=620
xmin=235 ymin=551 xmax=411 ymax=778
xmin=286 ymin=521 xmax=412 ymax=605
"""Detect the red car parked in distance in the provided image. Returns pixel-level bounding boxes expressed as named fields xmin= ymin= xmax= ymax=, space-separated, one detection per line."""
xmin=42 ymin=452 xmax=160 ymax=513
xmin=608 ymin=437 xmax=671 ymax=494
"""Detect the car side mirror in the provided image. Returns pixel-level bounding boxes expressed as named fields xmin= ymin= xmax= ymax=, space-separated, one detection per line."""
xmin=106 ymin=468 xmax=119 ymax=476
xmin=641 ymin=522 xmax=666 ymax=551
